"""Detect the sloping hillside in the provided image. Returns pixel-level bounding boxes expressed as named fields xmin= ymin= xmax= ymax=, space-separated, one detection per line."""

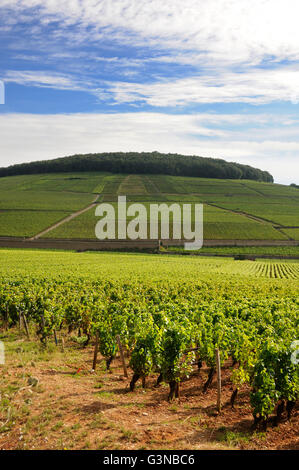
xmin=0 ymin=172 xmax=298 ymax=242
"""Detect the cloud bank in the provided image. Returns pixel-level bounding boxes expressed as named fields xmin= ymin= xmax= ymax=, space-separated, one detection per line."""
xmin=0 ymin=112 xmax=298 ymax=184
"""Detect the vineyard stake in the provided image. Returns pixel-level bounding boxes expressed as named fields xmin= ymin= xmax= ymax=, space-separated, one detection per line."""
xmin=116 ymin=335 xmax=128 ymax=378
xmin=215 ymin=348 xmax=221 ymax=413
xmin=41 ymin=314 xmax=46 ymax=345
xmin=4 ymin=306 xmax=9 ymax=331
xmin=92 ymin=332 xmax=99 ymax=371
xmin=53 ymin=329 xmax=58 ymax=346
xmin=22 ymin=313 xmax=30 ymax=340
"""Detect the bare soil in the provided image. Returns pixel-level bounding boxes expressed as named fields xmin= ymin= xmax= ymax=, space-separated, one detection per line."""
xmin=0 ymin=335 xmax=298 ymax=451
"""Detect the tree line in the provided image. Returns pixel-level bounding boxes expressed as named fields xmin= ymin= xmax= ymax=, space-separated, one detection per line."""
xmin=0 ymin=152 xmax=274 ymax=182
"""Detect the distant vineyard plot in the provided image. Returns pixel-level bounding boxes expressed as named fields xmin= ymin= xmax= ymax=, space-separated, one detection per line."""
xmin=251 ymin=261 xmax=299 ymax=279
xmin=0 ymin=249 xmax=298 ymax=280
xmin=0 ymin=210 xmax=72 ymax=238
xmin=44 ymin=202 xmax=287 ymax=240
xmin=283 ymin=228 xmax=299 ymax=240
xmin=0 ymin=171 xmax=298 ymax=242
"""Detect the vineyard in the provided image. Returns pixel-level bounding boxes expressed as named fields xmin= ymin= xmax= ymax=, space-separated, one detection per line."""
xmin=0 ymin=172 xmax=298 ymax=241
xmin=250 ymin=261 xmax=299 ymax=279
xmin=0 ymin=250 xmax=298 ymax=450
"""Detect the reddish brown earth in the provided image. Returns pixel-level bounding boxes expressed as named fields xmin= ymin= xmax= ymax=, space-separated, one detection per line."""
xmin=0 ymin=337 xmax=298 ymax=451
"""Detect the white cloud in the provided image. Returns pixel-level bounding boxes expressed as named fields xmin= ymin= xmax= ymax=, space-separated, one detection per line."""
xmin=1 ymin=1 xmax=299 ymax=109
xmin=5 ymin=65 xmax=299 ymax=107
xmin=95 ymin=66 xmax=299 ymax=106
xmin=0 ymin=112 xmax=298 ymax=184
xmin=2 ymin=0 xmax=299 ymax=67
xmin=3 ymin=70 xmax=85 ymax=90
xmin=2 ymin=1 xmax=299 ymax=106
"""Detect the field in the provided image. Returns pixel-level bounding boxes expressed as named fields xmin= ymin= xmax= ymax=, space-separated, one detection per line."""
xmin=0 ymin=172 xmax=298 ymax=241
xmin=0 ymin=248 xmax=298 ymax=280
xmin=0 ymin=171 xmax=298 ymax=451
xmin=0 ymin=249 xmax=298 ymax=450
xmin=0 ymin=173 xmax=101 ymax=238
xmin=167 ymin=246 xmax=299 ymax=257
xmin=283 ymin=229 xmax=299 ymax=241
xmin=0 ymin=211 xmax=71 ymax=238
xmin=43 ymin=202 xmax=285 ymax=240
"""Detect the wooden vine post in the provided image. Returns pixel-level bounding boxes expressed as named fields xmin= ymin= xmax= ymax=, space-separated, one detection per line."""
xmin=215 ymin=348 xmax=222 ymax=413
xmin=116 ymin=335 xmax=128 ymax=378
xmin=22 ymin=313 xmax=30 ymax=340
xmin=4 ymin=307 xmax=9 ymax=331
xmin=53 ymin=329 xmax=58 ymax=346
xmin=92 ymin=332 xmax=99 ymax=371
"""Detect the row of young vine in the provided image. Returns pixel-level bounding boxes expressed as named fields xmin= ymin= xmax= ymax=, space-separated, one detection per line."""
xmin=252 ymin=262 xmax=299 ymax=279
xmin=0 ymin=277 xmax=298 ymax=429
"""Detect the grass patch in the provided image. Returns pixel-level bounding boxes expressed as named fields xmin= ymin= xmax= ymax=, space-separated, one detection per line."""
xmin=216 ymin=427 xmax=251 ymax=446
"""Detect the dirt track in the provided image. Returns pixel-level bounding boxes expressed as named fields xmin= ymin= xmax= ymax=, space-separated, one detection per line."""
xmin=0 ymin=237 xmax=298 ymax=252
xmin=29 ymin=195 xmax=99 ymax=241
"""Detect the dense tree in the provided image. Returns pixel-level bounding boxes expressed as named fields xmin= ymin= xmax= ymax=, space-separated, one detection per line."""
xmin=0 ymin=152 xmax=274 ymax=182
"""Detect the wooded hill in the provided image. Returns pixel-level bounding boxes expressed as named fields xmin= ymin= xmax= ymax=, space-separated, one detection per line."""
xmin=0 ymin=152 xmax=274 ymax=182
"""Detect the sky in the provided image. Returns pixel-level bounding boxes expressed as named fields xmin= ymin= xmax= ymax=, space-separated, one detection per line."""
xmin=0 ymin=1 xmax=299 ymax=184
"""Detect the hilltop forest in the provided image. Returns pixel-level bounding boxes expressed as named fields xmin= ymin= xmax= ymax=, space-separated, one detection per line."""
xmin=0 ymin=152 xmax=274 ymax=182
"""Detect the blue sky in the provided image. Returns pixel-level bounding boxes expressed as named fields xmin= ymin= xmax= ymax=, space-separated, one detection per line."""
xmin=0 ymin=0 xmax=299 ymax=184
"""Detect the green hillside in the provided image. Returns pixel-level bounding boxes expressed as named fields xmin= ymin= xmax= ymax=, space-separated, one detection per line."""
xmin=0 ymin=171 xmax=298 ymax=241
